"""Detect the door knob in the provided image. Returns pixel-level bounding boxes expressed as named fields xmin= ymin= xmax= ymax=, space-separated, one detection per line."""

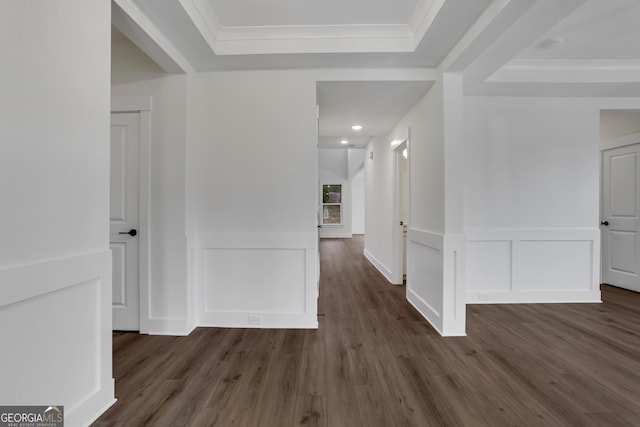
xmin=600 ymin=221 xmax=609 ymax=226
xmin=119 ymin=229 xmax=137 ymax=236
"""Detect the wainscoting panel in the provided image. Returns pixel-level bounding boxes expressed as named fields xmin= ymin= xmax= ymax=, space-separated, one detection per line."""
xmin=406 ymin=228 xmax=444 ymax=333
xmin=466 ymin=229 xmax=601 ymax=303
xmin=205 ymin=248 xmax=306 ymax=313
xmin=196 ymin=232 xmax=318 ymax=329
xmin=0 ymin=250 xmax=115 ymax=427
xmin=466 ymin=240 xmax=512 ymax=293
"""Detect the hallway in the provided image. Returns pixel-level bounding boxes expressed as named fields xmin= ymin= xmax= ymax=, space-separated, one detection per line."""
xmin=93 ymin=236 xmax=640 ymax=426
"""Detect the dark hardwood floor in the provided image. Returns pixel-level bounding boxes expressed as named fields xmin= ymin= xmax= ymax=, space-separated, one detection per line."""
xmin=93 ymin=236 xmax=640 ymax=426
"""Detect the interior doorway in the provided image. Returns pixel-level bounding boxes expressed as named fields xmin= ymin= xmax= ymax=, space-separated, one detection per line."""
xmin=600 ymin=111 xmax=640 ymax=293
xmin=110 ymin=112 xmax=141 ymax=330
xmin=110 ymin=96 xmax=152 ymax=332
xmin=391 ymin=135 xmax=409 ymax=285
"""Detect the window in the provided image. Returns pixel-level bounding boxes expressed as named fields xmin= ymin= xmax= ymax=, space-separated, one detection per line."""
xmin=322 ymin=184 xmax=342 ymax=225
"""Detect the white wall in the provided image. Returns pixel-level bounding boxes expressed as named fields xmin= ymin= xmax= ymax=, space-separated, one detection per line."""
xmin=352 ymin=170 xmax=366 ymax=234
xmin=464 ymin=97 xmax=601 ymax=303
xmin=320 ymin=148 xmax=347 ymax=180
xmin=347 ymin=148 xmax=366 ymax=179
xmin=364 ymin=134 xmax=395 ymax=280
xmin=0 ymin=2 xmax=115 ymax=426
xmin=111 ymin=33 xmax=190 ymax=334
xmin=186 ymin=70 xmax=319 ymax=329
xmin=600 ymin=111 xmax=640 ymax=141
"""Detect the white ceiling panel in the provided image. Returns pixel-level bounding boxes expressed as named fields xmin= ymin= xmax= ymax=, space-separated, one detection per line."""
xmin=516 ymin=0 xmax=640 ymax=61
xmin=209 ymin=0 xmax=421 ymax=27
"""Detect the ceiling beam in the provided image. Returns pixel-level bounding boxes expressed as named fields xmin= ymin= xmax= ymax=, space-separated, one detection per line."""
xmin=112 ymin=0 xmax=195 ymax=74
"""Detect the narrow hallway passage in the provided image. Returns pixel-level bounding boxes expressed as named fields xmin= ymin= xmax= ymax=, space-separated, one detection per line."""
xmin=94 ymin=236 xmax=640 ymax=426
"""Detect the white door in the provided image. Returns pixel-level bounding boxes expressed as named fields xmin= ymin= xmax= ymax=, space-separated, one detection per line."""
xmin=602 ymin=143 xmax=640 ymax=293
xmin=110 ymin=113 xmax=140 ymax=330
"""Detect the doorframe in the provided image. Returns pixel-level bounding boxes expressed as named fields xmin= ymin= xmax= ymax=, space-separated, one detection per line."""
xmin=111 ymin=96 xmax=152 ymax=333
xmin=391 ymin=128 xmax=410 ymax=285
xmin=600 ymin=130 xmax=640 ymax=286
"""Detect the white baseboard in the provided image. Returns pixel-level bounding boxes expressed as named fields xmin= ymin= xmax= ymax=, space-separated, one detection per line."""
xmin=146 ymin=317 xmax=195 ymax=336
xmin=467 ymin=290 xmax=601 ymax=304
xmin=363 ymin=248 xmax=393 ymax=283
xmin=407 ymin=287 xmax=442 ymax=335
xmin=199 ymin=312 xmax=318 ymax=329
xmin=68 ymin=386 xmax=116 ymax=427
xmin=319 ymin=232 xmax=352 ymax=238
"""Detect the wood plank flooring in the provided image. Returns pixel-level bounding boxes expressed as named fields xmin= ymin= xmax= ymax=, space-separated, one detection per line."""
xmin=92 ymin=236 xmax=640 ymax=426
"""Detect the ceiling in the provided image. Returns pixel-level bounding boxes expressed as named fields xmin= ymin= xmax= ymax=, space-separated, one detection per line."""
xmin=113 ymin=0 xmax=492 ymax=71
xmin=112 ymin=0 xmax=640 ymax=146
xmin=317 ymin=81 xmax=433 ymax=148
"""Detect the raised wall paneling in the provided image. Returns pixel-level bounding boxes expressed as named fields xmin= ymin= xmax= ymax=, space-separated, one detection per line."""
xmin=0 ymin=251 xmax=114 ymax=425
xmin=520 ymin=240 xmax=593 ymax=291
xmin=196 ymin=233 xmax=318 ymax=329
xmin=466 ymin=241 xmax=512 ymax=292
xmin=406 ymin=229 xmax=443 ymax=331
xmin=205 ymin=248 xmax=306 ymax=313
xmin=466 ymin=229 xmax=600 ymax=303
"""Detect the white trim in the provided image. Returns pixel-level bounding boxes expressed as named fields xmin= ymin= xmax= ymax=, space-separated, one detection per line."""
xmin=404 ymin=229 xmax=467 ymax=337
xmin=111 ymin=96 xmax=152 ymax=112
xmin=363 ymin=248 xmax=394 ymax=283
xmin=406 ymin=229 xmax=444 ymax=334
xmin=490 ymin=59 xmax=640 ymax=84
xmin=111 ymin=96 xmax=152 ymax=334
xmin=321 ymin=183 xmax=344 ymax=226
xmin=407 ymin=286 xmax=442 ymax=330
xmin=503 ymin=59 xmax=640 ymax=71
xmin=467 ymin=290 xmax=602 ymax=304
xmin=601 ymin=131 xmax=640 ymax=151
xmin=442 ymin=234 xmax=466 ymax=336
xmin=0 ymin=251 xmax=116 ymax=426
xmin=0 ymin=251 xmax=111 ymax=308
xmin=146 ymin=318 xmax=194 ymax=336
xmin=179 ymin=0 xmax=438 ymax=56
xmin=319 ymin=231 xmax=353 ymax=239
xmin=465 ymin=228 xmax=601 ymax=304
xmin=598 ymin=105 xmax=640 ymax=293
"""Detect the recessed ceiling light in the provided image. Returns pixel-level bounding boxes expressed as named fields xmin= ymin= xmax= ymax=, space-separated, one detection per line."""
xmin=351 ymin=124 xmax=363 ymax=131
xmin=340 ymin=139 xmax=349 ymax=145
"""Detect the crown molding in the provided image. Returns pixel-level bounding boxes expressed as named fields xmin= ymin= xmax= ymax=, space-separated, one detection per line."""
xmin=179 ymin=0 xmax=437 ymax=55
xmin=490 ymin=59 xmax=640 ymax=83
